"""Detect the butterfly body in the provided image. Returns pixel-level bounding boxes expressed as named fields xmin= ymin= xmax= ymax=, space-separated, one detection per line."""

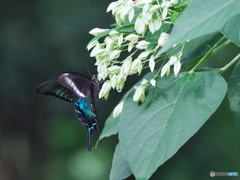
xmin=35 ymin=72 xmax=99 ymax=151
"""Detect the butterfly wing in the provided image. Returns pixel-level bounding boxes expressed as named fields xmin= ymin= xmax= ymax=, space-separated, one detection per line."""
xmin=35 ymin=78 xmax=78 ymax=102
xmin=58 ymin=72 xmax=92 ymax=99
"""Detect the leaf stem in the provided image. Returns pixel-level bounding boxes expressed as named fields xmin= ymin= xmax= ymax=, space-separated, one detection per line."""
xmin=219 ymin=53 xmax=240 ymax=74
xmin=189 ymin=36 xmax=227 ymax=73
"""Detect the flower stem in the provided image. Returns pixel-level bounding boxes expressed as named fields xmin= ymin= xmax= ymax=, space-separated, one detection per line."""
xmin=190 ymin=36 xmax=228 ymax=73
xmin=219 ymin=53 xmax=240 ymax=74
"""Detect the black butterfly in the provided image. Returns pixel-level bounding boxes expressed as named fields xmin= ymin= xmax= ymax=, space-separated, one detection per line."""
xmin=35 ymin=72 xmax=99 ymax=151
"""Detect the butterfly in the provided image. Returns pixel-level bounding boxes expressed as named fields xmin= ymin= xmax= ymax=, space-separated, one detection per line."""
xmin=35 ymin=72 xmax=99 ymax=151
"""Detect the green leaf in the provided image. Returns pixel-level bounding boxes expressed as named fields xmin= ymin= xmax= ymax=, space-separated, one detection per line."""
xmin=221 ymin=13 xmax=240 ymax=47
xmin=116 ymin=23 xmax=135 ymax=33
xmin=228 ymin=59 xmax=240 ymax=129
xmin=110 ymin=144 xmax=132 ymax=180
xmin=99 ymin=113 xmax=119 ymax=141
xmin=157 ymin=0 xmax=240 ymax=56
xmin=119 ymin=72 xmax=227 ymax=179
xmin=170 ymin=12 xmax=181 ymax=24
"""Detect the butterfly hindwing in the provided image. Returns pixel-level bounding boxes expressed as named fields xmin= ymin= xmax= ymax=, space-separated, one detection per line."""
xmin=74 ymin=98 xmax=99 ymax=151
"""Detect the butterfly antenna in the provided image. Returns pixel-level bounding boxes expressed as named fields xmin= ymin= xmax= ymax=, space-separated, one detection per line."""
xmin=84 ymin=61 xmax=93 ymax=76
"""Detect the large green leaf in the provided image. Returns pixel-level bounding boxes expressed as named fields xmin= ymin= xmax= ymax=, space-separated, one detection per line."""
xmin=110 ymin=144 xmax=132 ymax=180
xmin=221 ymin=13 xmax=240 ymax=47
xmin=228 ymin=60 xmax=240 ymax=129
xmin=119 ymin=72 xmax=227 ymax=179
xmin=157 ymin=0 xmax=240 ymax=56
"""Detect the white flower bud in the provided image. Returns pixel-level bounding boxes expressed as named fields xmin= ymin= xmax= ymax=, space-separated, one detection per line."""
xmin=108 ymin=65 xmax=121 ymax=74
xmin=150 ymin=79 xmax=156 ymax=87
xmin=121 ymin=57 xmax=132 ymax=75
xmin=170 ymin=0 xmax=179 ymax=5
xmin=109 ymin=30 xmax=120 ymax=36
xmin=138 ymin=51 xmax=149 ymax=60
xmin=136 ymin=40 xmax=150 ymax=49
xmin=110 ymin=74 xmax=118 ymax=89
xmin=162 ymin=7 xmax=168 ymax=19
xmin=158 ymin=32 xmax=169 ymax=46
xmin=168 ymin=56 xmax=178 ymax=65
xmin=130 ymin=58 xmax=142 ymax=74
xmin=173 ymin=60 xmax=181 ymax=76
xmin=109 ymin=50 xmax=121 ymax=59
xmin=86 ymin=39 xmax=98 ymax=50
xmin=99 ymin=80 xmax=111 ymax=99
xmin=161 ymin=62 xmax=170 ymax=77
xmin=125 ymin=34 xmax=139 ymax=41
xmin=161 ymin=1 xmax=171 ymax=8
xmin=113 ymin=101 xmax=124 ymax=118
xmin=129 ymin=9 xmax=135 ymax=22
xmin=90 ymin=44 xmax=105 ymax=57
xmin=89 ymin=28 xmax=108 ymax=36
xmin=141 ymin=79 xmax=149 ymax=86
xmin=133 ymin=85 xmax=146 ymax=103
xmin=149 ymin=55 xmax=155 ymax=72
xmin=116 ymin=74 xmax=126 ymax=92
xmin=107 ymin=2 xmax=117 ymax=12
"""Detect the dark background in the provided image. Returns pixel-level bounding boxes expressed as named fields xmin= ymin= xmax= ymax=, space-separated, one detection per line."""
xmin=0 ymin=0 xmax=240 ymax=180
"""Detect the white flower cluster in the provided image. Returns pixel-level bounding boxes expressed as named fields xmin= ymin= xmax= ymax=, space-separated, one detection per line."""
xmin=87 ymin=0 xmax=184 ymax=117
xmin=107 ymin=0 xmax=179 ymax=34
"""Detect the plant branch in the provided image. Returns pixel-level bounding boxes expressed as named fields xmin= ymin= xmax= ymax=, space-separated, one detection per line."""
xmin=219 ymin=53 xmax=240 ymax=74
xmin=190 ymin=36 xmax=227 ymax=72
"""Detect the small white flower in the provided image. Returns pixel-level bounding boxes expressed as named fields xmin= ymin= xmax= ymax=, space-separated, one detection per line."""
xmin=173 ymin=60 xmax=181 ymax=76
xmin=161 ymin=62 xmax=170 ymax=77
xmin=113 ymin=101 xmax=124 ymax=118
xmin=110 ymin=74 xmax=118 ymax=89
xmin=99 ymin=80 xmax=112 ymax=99
xmin=136 ymin=40 xmax=150 ymax=49
xmin=90 ymin=44 xmax=105 ymax=57
xmin=158 ymin=32 xmax=169 ymax=46
xmin=141 ymin=79 xmax=149 ymax=86
xmin=107 ymin=2 xmax=117 ymax=12
xmin=108 ymin=65 xmax=121 ymax=73
xmin=149 ymin=55 xmax=155 ymax=72
xmin=130 ymin=58 xmax=142 ymax=74
xmin=109 ymin=50 xmax=121 ymax=59
xmin=86 ymin=39 xmax=98 ymax=50
xmin=162 ymin=7 xmax=168 ymax=19
xmin=125 ymin=34 xmax=139 ymax=41
xmin=161 ymin=0 xmax=171 ymax=8
xmin=128 ymin=8 xmax=135 ymax=22
xmin=133 ymin=85 xmax=146 ymax=103
xmin=168 ymin=56 xmax=178 ymax=65
xmin=128 ymin=42 xmax=135 ymax=52
xmin=150 ymin=79 xmax=156 ymax=86
xmin=116 ymin=74 xmax=126 ymax=92
xmin=89 ymin=28 xmax=108 ymax=36
xmin=170 ymin=0 xmax=179 ymax=5
xmin=109 ymin=30 xmax=120 ymax=36
xmin=138 ymin=51 xmax=149 ymax=60
xmin=121 ymin=57 xmax=132 ymax=75
xmin=118 ymin=34 xmax=124 ymax=46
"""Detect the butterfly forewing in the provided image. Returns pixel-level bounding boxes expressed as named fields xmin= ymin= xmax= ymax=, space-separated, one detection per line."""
xmin=58 ymin=72 xmax=92 ymax=99
xmin=35 ymin=79 xmax=78 ymax=102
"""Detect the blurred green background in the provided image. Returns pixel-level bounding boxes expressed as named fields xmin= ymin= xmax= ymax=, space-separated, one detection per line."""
xmin=0 ymin=0 xmax=240 ymax=180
